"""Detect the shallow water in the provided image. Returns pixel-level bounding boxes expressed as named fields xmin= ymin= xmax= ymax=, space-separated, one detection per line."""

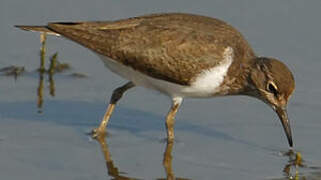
xmin=1 ymin=0 xmax=321 ymax=179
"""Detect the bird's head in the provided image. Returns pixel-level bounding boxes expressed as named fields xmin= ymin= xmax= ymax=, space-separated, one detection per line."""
xmin=249 ymin=57 xmax=295 ymax=147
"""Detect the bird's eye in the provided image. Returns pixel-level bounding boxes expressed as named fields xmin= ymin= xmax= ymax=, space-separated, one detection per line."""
xmin=267 ymin=81 xmax=278 ymax=96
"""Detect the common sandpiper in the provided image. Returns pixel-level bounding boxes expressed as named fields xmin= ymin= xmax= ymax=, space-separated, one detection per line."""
xmin=16 ymin=13 xmax=295 ymax=147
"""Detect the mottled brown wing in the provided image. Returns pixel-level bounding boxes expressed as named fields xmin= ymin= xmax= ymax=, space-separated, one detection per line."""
xmin=47 ymin=13 xmax=254 ymax=85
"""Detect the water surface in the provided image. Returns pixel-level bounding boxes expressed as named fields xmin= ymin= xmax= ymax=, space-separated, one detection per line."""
xmin=1 ymin=0 xmax=321 ymax=179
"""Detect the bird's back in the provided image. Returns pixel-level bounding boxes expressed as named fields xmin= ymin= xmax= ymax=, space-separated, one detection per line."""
xmin=20 ymin=13 xmax=256 ymax=85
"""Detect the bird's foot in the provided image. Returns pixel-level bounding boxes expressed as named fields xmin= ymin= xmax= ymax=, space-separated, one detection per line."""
xmin=159 ymin=137 xmax=179 ymax=144
xmin=91 ymin=127 xmax=107 ymax=139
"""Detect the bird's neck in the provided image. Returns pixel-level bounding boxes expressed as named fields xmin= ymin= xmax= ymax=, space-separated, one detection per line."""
xmin=218 ymin=56 xmax=257 ymax=96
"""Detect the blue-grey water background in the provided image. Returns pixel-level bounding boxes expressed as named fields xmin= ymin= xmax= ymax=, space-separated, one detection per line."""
xmin=1 ymin=0 xmax=321 ymax=179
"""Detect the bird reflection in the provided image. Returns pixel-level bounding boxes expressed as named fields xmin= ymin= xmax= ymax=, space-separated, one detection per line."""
xmin=95 ymin=135 xmax=190 ymax=180
xmin=95 ymin=134 xmax=138 ymax=180
xmin=157 ymin=142 xmax=190 ymax=180
xmin=162 ymin=142 xmax=175 ymax=180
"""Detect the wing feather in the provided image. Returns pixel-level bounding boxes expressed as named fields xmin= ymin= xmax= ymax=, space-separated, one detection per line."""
xmin=19 ymin=13 xmax=255 ymax=85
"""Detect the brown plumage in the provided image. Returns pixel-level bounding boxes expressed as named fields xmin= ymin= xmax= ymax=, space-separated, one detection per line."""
xmin=17 ymin=13 xmax=255 ymax=86
xmin=16 ymin=13 xmax=295 ymax=147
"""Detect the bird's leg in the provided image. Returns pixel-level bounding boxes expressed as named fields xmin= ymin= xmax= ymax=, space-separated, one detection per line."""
xmin=92 ymin=82 xmax=135 ymax=138
xmin=163 ymin=141 xmax=175 ymax=180
xmin=165 ymin=97 xmax=183 ymax=142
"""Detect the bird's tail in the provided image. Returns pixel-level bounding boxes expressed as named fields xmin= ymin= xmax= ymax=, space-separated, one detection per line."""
xmin=15 ymin=25 xmax=60 ymax=36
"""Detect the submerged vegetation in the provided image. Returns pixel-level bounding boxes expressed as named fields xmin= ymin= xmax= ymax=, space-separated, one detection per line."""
xmin=0 ymin=65 xmax=25 ymax=79
xmin=1 ymin=33 xmax=87 ymax=113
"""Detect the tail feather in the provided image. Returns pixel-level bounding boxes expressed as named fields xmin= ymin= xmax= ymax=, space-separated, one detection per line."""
xmin=15 ymin=25 xmax=60 ymax=36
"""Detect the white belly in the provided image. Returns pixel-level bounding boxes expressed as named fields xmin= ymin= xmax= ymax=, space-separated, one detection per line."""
xmin=98 ymin=47 xmax=233 ymax=98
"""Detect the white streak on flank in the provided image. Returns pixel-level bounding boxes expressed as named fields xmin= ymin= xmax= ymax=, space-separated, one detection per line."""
xmin=98 ymin=46 xmax=233 ymax=98
xmin=188 ymin=46 xmax=234 ymax=96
